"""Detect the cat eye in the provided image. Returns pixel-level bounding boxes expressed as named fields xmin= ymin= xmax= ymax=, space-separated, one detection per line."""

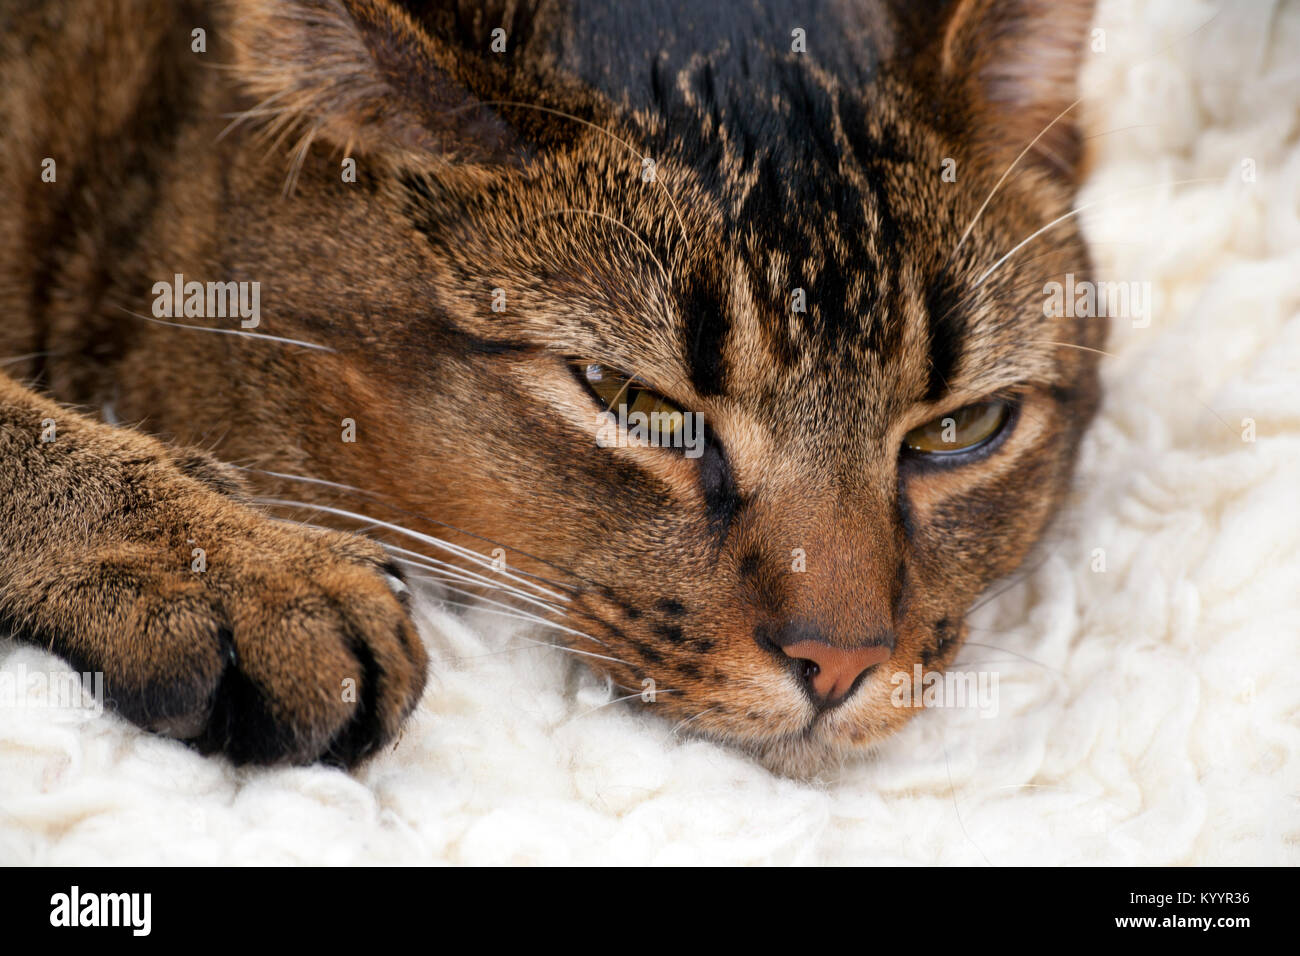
xmin=573 ymin=362 xmax=686 ymax=441
xmin=903 ymin=400 xmax=1012 ymax=455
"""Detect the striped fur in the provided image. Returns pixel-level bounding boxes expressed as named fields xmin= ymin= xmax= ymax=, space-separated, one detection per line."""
xmin=0 ymin=0 xmax=1100 ymax=774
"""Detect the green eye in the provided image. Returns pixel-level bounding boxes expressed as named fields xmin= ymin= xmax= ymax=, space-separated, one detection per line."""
xmin=575 ymin=362 xmax=685 ymax=441
xmin=903 ymin=400 xmax=1011 ymax=454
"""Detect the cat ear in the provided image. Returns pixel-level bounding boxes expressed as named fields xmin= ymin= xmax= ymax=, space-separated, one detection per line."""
xmin=935 ymin=0 xmax=1097 ymax=180
xmin=226 ymin=0 xmax=517 ymax=163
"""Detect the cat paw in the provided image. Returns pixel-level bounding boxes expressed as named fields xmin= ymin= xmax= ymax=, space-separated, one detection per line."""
xmin=25 ymin=517 xmax=428 ymax=768
xmin=0 ymin=378 xmax=428 ymax=767
xmin=188 ymin=527 xmax=429 ymax=767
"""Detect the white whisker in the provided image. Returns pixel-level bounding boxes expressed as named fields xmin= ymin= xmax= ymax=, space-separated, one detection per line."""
xmin=974 ymin=178 xmax=1219 ymax=287
xmin=238 ymin=459 xmax=581 ymax=596
xmin=560 ymin=688 xmax=681 ymax=726
xmin=956 ymin=4 xmax=1224 ymax=265
xmin=429 ymin=619 xmax=631 ymax=667
xmin=386 ymin=543 xmax=565 ymax=614
xmin=255 ymin=498 xmax=571 ymax=602
xmin=277 ymin=517 xmax=575 ymax=616
xmin=669 ymin=706 xmax=720 ymax=737
xmin=952 ymin=96 xmax=1083 ymax=259
xmin=396 ymin=561 xmax=566 ymax=621
xmin=397 ymin=564 xmax=605 ymax=646
xmin=419 ymin=593 xmax=596 ymax=642
xmin=115 ymin=306 xmax=335 ymax=351
xmin=0 ymin=352 xmax=56 ymax=367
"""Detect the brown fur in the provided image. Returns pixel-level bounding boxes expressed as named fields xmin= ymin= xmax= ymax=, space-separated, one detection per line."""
xmin=0 ymin=0 xmax=1102 ymax=774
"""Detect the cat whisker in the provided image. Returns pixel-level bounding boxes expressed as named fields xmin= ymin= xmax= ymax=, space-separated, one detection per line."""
xmin=279 ymin=516 xmax=579 ymax=627
xmin=954 ymin=4 xmax=1224 ymax=265
xmin=0 ymin=351 xmax=58 ymax=368
xmin=1084 ymin=123 xmax=1158 ymax=141
xmin=427 ymin=641 xmax=590 ymax=666
xmin=465 ymin=626 xmax=632 ymax=668
xmin=951 ymin=96 xmax=1084 ymax=260
xmin=394 ymin=562 xmax=605 ymax=646
xmin=921 ymin=259 xmax=1092 ymax=403
xmin=974 ymin=178 xmax=1221 ymax=287
xmin=114 ymin=306 xmax=335 ymax=351
xmin=417 ymin=592 xmax=603 ymax=646
xmin=942 ymin=735 xmax=992 ymax=865
xmin=964 ymin=531 xmax=1070 ymax=617
xmin=560 ymin=688 xmax=682 ymax=726
xmin=669 ymin=706 xmax=720 ymax=738
xmin=398 ymin=566 xmax=616 ymax=654
xmin=410 ymin=610 xmax=626 ymax=668
xmin=1035 ymin=340 xmax=1238 ymax=435
xmin=255 ymin=497 xmax=574 ymax=603
xmin=239 ymin=466 xmax=585 ymax=593
xmin=393 ymin=559 xmax=569 ymax=623
xmin=953 ymin=642 xmax=1063 ymax=677
xmin=1032 ymin=340 xmax=1117 ymax=360
xmin=384 ymin=543 xmax=566 ymax=614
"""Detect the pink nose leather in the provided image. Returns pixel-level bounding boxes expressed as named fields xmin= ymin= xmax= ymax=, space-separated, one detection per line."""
xmin=781 ymin=640 xmax=892 ymax=703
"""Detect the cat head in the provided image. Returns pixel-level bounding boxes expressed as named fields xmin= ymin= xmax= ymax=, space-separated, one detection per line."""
xmin=209 ymin=0 xmax=1102 ymax=774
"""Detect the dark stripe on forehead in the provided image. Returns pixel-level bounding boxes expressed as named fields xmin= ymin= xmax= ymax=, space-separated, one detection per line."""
xmin=924 ymin=269 xmax=966 ymax=402
xmin=837 ymin=93 xmax=908 ymax=234
xmin=678 ymin=270 xmax=730 ymax=397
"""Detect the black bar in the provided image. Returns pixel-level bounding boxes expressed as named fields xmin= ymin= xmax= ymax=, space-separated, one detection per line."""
xmin=0 ymin=866 xmax=1280 ymax=943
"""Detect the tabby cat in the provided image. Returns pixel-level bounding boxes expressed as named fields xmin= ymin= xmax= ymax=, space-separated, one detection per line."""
xmin=0 ymin=0 xmax=1102 ymax=776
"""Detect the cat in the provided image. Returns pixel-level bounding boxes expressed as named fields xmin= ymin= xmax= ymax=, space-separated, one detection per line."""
xmin=0 ymin=0 xmax=1103 ymax=776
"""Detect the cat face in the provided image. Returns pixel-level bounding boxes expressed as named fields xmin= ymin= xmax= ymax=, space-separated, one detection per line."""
xmin=209 ymin=0 xmax=1102 ymax=774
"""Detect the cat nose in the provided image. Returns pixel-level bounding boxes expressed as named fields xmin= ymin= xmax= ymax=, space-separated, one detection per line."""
xmin=761 ymin=623 xmax=894 ymax=706
xmin=781 ymin=640 xmax=892 ymax=704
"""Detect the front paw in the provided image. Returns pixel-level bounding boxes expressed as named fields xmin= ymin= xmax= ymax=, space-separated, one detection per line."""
xmin=194 ymin=527 xmax=429 ymax=766
xmin=18 ymin=520 xmax=428 ymax=768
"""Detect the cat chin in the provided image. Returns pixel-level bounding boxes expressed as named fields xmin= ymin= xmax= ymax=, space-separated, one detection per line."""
xmin=729 ymin=713 xmax=907 ymax=780
xmin=749 ymin=739 xmax=853 ymax=780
